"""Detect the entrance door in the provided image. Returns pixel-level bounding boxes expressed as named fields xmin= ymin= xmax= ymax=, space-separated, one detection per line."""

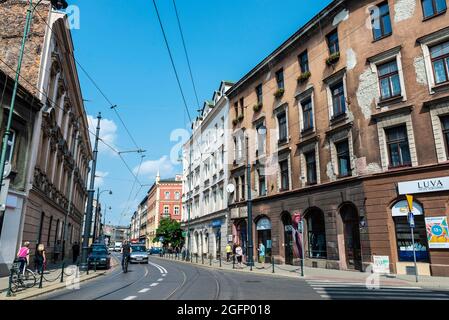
xmin=257 ymin=229 xmax=272 ymax=263
xmin=341 ymin=205 xmax=362 ymax=270
xmin=282 ymin=213 xmax=293 ymax=265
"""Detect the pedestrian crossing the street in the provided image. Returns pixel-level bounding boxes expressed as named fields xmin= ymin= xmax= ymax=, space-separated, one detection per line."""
xmin=306 ymin=280 xmax=449 ymax=300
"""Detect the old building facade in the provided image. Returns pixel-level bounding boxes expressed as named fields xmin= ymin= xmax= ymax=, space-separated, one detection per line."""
xmin=0 ymin=1 xmax=92 ymax=269
xmin=226 ymin=0 xmax=449 ymax=276
xmin=182 ymin=81 xmax=233 ymax=258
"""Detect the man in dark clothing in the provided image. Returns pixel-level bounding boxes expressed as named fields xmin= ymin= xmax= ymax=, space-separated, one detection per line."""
xmin=121 ymin=241 xmax=132 ymax=271
xmin=72 ymin=242 xmax=80 ymax=264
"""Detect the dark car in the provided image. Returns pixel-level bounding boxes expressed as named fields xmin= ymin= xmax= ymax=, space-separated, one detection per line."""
xmin=88 ymin=244 xmax=111 ymax=269
xmin=148 ymin=247 xmax=162 ymax=255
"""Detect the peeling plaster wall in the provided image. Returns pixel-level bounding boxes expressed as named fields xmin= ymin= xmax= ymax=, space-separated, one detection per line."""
xmin=365 ymin=162 xmax=382 ymax=174
xmin=356 ymin=67 xmax=378 ymax=120
xmin=414 ymin=55 xmax=428 ymax=86
xmin=326 ymin=162 xmax=337 ymax=181
xmin=394 ymin=0 xmax=417 ymax=23
xmin=332 ymin=9 xmax=349 ymax=26
xmin=346 ymin=48 xmax=357 ymax=70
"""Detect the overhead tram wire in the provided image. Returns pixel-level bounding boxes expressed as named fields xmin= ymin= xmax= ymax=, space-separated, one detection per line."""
xmin=152 ymin=0 xmax=193 ymax=123
xmin=172 ymin=0 xmax=201 ymax=111
xmin=33 ymin=9 xmax=144 ymax=153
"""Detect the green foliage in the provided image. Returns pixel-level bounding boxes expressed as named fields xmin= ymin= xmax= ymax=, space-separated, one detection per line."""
xmin=273 ymin=88 xmax=285 ymax=98
xmin=154 ymin=217 xmax=184 ymax=248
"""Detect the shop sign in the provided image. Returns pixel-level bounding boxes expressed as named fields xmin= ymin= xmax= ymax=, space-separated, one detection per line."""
xmin=398 ymin=177 xmax=449 ymax=195
xmin=391 ymin=200 xmax=423 ymax=217
xmin=211 ymin=220 xmax=221 ymax=228
xmin=256 ymin=217 xmax=272 ymax=230
xmin=425 ymin=217 xmax=449 ymax=249
xmin=372 ymin=256 xmax=390 ymax=274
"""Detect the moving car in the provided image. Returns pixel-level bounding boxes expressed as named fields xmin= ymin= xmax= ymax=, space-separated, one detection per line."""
xmin=88 ymin=244 xmax=111 ymax=269
xmin=148 ymin=247 xmax=162 ymax=255
xmin=114 ymin=242 xmax=122 ymax=252
xmin=129 ymin=244 xmax=148 ymax=264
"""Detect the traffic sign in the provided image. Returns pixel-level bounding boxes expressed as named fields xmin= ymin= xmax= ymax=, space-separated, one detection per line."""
xmin=406 ymin=194 xmax=413 ymax=212
xmin=408 ymin=212 xmax=415 ymax=228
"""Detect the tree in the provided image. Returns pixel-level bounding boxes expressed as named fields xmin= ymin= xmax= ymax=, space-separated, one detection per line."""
xmin=154 ymin=217 xmax=184 ymax=249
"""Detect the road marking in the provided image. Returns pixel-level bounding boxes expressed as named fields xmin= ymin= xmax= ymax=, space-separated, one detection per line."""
xmin=139 ymin=288 xmax=151 ymax=293
xmin=148 ymin=261 xmax=167 ymax=274
xmin=150 ymin=283 xmax=159 ymax=287
xmin=162 ymin=274 xmax=167 ymax=277
xmin=158 ymin=278 xmax=163 ymax=281
xmin=123 ymin=296 xmax=137 ymax=300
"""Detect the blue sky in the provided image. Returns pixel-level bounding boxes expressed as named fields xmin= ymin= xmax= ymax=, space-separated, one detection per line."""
xmin=69 ymin=0 xmax=333 ymax=226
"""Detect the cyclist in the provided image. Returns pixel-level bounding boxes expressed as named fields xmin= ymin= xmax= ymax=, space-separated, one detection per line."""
xmin=16 ymin=241 xmax=31 ymax=274
xmin=121 ymin=240 xmax=132 ymax=271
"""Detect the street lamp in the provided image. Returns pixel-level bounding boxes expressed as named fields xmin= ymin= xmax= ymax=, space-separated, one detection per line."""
xmin=93 ymin=189 xmax=112 ymax=243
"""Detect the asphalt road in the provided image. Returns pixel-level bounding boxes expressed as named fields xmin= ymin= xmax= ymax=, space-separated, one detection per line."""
xmin=34 ymin=254 xmax=449 ymax=300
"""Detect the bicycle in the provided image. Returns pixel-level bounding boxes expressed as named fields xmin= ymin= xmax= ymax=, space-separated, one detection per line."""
xmin=122 ymin=255 xmax=129 ymax=273
xmin=10 ymin=261 xmax=37 ymax=293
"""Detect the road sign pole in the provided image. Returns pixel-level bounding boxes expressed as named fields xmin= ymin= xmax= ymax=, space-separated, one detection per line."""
xmin=406 ymin=194 xmax=418 ymax=282
xmin=410 ymin=222 xmax=419 ymax=283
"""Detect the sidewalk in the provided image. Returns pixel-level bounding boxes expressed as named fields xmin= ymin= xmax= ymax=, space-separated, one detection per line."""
xmin=0 ymin=257 xmax=119 ymax=300
xmin=155 ymin=254 xmax=449 ymax=291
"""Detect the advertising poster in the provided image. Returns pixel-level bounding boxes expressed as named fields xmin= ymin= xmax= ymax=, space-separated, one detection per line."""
xmin=372 ymin=256 xmax=390 ymax=274
xmin=425 ymin=217 xmax=449 ymax=249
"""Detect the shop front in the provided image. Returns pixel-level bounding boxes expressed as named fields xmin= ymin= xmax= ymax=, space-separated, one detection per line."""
xmin=256 ymin=217 xmax=272 ymax=263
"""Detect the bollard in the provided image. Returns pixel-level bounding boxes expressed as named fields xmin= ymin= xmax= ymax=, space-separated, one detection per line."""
xmin=39 ymin=270 xmax=44 ymax=289
xmin=202 ymin=254 xmax=204 ymax=264
xmin=60 ymin=262 xmax=65 ymax=283
xmin=209 ymin=255 xmax=212 ymax=266
xmin=272 ymin=258 xmax=275 ymax=273
xmin=219 ymin=255 xmax=222 ymax=268
xmin=232 ymin=255 xmax=235 ymax=269
xmin=6 ymin=269 xmax=13 ymax=297
xmin=196 ymin=254 xmax=198 ymax=264
xmin=94 ymin=259 xmax=97 ymax=272
xmin=86 ymin=263 xmax=89 ymax=275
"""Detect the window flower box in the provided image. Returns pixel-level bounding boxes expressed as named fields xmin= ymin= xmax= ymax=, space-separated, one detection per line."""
xmin=326 ymin=51 xmax=340 ymax=66
xmin=253 ymin=102 xmax=263 ymax=112
xmin=238 ymin=114 xmax=244 ymax=122
xmin=232 ymin=119 xmax=239 ymax=126
xmin=297 ymin=71 xmax=311 ymax=83
xmin=273 ymin=88 xmax=285 ymax=98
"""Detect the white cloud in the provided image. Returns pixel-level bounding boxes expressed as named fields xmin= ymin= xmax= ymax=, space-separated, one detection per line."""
xmin=87 ymin=114 xmax=118 ymax=156
xmin=94 ymin=171 xmax=109 ymax=188
xmin=135 ymin=155 xmax=177 ymax=180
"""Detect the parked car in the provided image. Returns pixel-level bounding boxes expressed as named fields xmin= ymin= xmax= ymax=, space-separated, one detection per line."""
xmin=88 ymin=244 xmax=111 ymax=269
xmin=148 ymin=247 xmax=162 ymax=255
xmin=129 ymin=244 xmax=148 ymax=264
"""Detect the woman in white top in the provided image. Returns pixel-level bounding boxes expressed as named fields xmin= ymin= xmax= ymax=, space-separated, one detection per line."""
xmin=235 ymin=245 xmax=243 ymax=268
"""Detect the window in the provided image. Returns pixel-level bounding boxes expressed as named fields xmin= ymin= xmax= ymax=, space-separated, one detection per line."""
xmin=370 ymin=2 xmax=392 ymax=40
xmin=256 ymin=84 xmax=263 ymax=104
xmin=306 ymin=210 xmax=327 ymax=258
xmin=386 ymin=126 xmax=412 ymax=168
xmin=165 ymin=191 xmax=170 ymax=200
xmin=378 ymin=60 xmax=401 ymax=99
xmin=163 ymin=206 xmax=170 ymax=215
xmin=299 ymin=50 xmax=309 ymax=73
xmin=305 ymin=151 xmax=317 ymax=184
xmin=277 ymin=112 xmax=287 ymax=143
xmin=422 ymin=0 xmax=447 ymax=19
xmin=276 ymin=69 xmax=284 ymax=89
xmin=240 ymin=175 xmax=245 ymax=200
xmin=256 ymin=122 xmax=266 ymax=155
xmin=239 ymin=98 xmax=244 ymax=115
xmin=175 ymin=192 xmax=180 ymax=200
xmin=234 ymin=102 xmax=239 ymax=118
xmin=280 ymin=160 xmax=289 ymax=191
xmin=336 ymin=140 xmax=351 ymax=177
xmin=301 ymin=98 xmax=314 ymax=131
xmin=234 ymin=177 xmax=240 ymax=202
xmin=330 ymin=81 xmax=346 ymax=117
xmin=4 ymin=130 xmax=15 ymax=164
xmin=258 ymin=169 xmax=266 ymax=196
xmin=430 ymin=41 xmax=449 ymax=84
xmin=394 ymin=215 xmax=429 ymax=262
xmin=442 ymin=115 xmax=449 ymax=158
xmin=47 ymin=216 xmax=53 ymax=246
xmin=174 ymin=206 xmax=180 ymax=215
xmin=327 ymin=30 xmax=339 ymax=54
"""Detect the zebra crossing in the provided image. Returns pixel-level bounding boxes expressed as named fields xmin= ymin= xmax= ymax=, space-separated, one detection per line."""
xmin=306 ymin=280 xmax=449 ymax=300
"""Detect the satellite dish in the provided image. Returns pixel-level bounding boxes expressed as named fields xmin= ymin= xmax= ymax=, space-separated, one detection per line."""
xmin=226 ymin=183 xmax=235 ymax=193
xmin=3 ymin=162 xmax=11 ymax=179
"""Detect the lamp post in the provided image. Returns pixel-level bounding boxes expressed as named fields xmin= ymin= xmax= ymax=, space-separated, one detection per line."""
xmin=245 ymin=134 xmax=254 ymax=269
xmin=0 ymin=0 xmax=68 ymax=194
xmin=93 ymin=189 xmax=112 ymax=243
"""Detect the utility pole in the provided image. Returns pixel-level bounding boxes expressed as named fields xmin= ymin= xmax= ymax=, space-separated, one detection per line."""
xmin=186 ymin=143 xmax=192 ymax=261
xmin=245 ymin=134 xmax=254 ymax=269
xmin=80 ymin=112 xmax=101 ymax=270
xmin=61 ymin=128 xmax=80 ymax=260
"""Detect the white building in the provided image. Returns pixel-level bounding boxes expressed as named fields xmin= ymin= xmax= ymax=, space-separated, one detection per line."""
xmin=182 ymin=81 xmax=233 ymax=258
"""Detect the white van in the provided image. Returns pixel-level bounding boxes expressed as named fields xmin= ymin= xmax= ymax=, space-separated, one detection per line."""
xmin=114 ymin=242 xmax=122 ymax=252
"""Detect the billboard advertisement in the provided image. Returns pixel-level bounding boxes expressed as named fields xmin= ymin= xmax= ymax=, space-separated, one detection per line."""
xmin=425 ymin=217 xmax=449 ymax=249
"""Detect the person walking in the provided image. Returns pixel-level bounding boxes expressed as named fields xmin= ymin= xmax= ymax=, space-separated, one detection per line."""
xmin=16 ymin=241 xmax=31 ymax=274
xmin=225 ymin=242 xmax=232 ymax=262
xmin=235 ymin=244 xmax=243 ymax=269
xmin=258 ymin=241 xmax=266 ymax=269
xmin=72 ymin=242 xmax=80 ymax=264
xmin=34 ymin=244 xmax=46 ymax=274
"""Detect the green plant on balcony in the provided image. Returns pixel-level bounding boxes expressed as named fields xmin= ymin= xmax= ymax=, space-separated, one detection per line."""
xmin=237 ymin=114 xmax=244 ymax=122
xmin=253 ymin=102 xmax=263 ymax=112
xmin=273 ymin=88 xmax=285 ymax=98
xmin=297 ymin=71 xmax=311 ymax=83
xmin=232 ymin=119 xmax=239 ymax=126
xmin=326 ymin=51 xmax=340 ymax=66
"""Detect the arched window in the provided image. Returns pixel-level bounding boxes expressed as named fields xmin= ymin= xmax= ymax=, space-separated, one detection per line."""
xmin=306 ymin=209 xmax=327 ymax=258
xmin=47 ymin=216 xmax=53 ymax=246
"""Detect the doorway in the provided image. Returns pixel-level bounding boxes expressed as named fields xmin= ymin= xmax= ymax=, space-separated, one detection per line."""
xmin=256 ymin=217 xmax=272 ymax=263
xmin=281 ymin=212 xmax=293 ymax=265
xmin=341 ymin=204 xmax=362 ymax=270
